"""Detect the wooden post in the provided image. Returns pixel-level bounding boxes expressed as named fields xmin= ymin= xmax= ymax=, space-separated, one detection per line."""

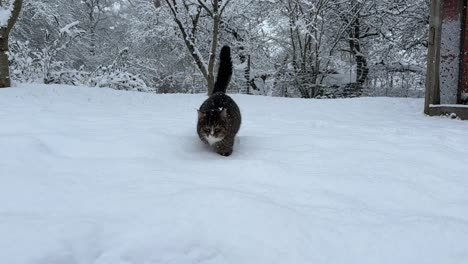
xmin=458 ymin=0 xmax=468 ymax=103
xmin=425 ymin=0 xmax=443 ymax=114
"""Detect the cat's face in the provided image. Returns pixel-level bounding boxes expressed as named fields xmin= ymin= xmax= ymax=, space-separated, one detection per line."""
xmin=197 ymin=109 xmax=228 ymax=145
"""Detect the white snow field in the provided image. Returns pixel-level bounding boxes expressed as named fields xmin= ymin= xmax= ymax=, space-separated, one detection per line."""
xmin=1 ymin=84 xmax=468 ymax=264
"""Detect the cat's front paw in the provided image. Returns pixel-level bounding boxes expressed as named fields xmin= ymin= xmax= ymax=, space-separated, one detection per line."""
xmin=218 ymin=150 xmax=232 ymax=157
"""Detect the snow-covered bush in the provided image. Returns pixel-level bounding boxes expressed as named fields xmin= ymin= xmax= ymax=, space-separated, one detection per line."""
xmin=9 ymin=21 xmax=85 ymax=85
xmin=88 ymin=66 xmax=149 ymax=92
xmin=44 ymin=67 xmax=88 ymax=86
xmin=8 ymin=40 xmax=42 ymax=82
xmin=40 ymin=22 xmax=84 ymax=84
xmin=9 ymin=22 xmax=148 ymax=91
xmin=88 ymin=49 xmax=150 ymax=92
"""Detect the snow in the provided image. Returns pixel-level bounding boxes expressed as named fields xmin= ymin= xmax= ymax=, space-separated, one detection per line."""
xmin=59 ymin=21 xmax=80 ymax=35
xmin=1 ymin=83 xmax=468 ymax=264
xmin=0 ymin=2 xmax=13 ymax=27
xmin=431 ymin=104 xmax=468 ymax=109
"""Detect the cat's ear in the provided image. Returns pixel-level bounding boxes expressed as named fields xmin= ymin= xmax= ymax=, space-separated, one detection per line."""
xmin=197 ymin=110 xmax=205 ymax=119
xmin=220 ymin=108 xmax=228 ymax=119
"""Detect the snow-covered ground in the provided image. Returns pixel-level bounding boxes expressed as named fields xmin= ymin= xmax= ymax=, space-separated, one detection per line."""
xmin=1 ymin=84 xmax=468 ymax=264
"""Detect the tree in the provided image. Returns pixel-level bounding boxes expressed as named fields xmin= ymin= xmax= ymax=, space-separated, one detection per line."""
xmin=362 ymin=0 xmax=429 ymax=96
xmin=161 ymin=0 xmax=232 ymax=95
xmin=277 ymin=0 xmax=334 ymax=98
xmin=0 ymin=0 xmax=22 ymax=87
xmin=4 ymin=0 xmax=429 ymax=97
xmin=220 ymin=0 xmax=277 ymax=94
xmin=60 ymin=0 xmax=120 ymax=69
xmin=337 ymin=0 xmax=375 ymax=86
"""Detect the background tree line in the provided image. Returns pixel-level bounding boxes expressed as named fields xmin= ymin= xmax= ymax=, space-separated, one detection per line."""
xmin=4 ymin=0 xmax=429 ymax=97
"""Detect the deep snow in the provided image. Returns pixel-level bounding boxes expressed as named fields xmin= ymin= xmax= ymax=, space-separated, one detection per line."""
xmin=1 ymin=84 xmax=468 ymax=264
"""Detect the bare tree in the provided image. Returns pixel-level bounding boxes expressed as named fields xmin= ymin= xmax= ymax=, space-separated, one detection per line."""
xmin=5 ymin=0 xmax=429 ymax=97
xmin=282 ymin=0 xmax=331 ymax=98
xmin=335 ymin=0 xmax=378 ymax=87
xmin=161 ymin=0 xmax=232 ymax=95
xmin=0 ymin=0 xmax=22 ymax=87
xmin=81 ymin=0 xmax=109 ymax=56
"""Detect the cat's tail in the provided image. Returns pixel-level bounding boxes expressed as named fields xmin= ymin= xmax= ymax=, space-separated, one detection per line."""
xmin=213 ymin=45 xmax=232 ymax=94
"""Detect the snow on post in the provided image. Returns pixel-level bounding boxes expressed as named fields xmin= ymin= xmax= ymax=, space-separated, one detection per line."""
xmin=0 ymin=1 xmax=14 ymax=28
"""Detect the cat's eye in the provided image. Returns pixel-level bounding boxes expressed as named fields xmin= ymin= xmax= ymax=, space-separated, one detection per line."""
xmin=214 ymin=128 xmax=221 ymax=133
xmin=204 ymin=128 xmax=211 ymax=133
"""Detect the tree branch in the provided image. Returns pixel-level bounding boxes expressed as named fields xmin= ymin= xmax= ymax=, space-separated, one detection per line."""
xmin=197 ymin=0 xmax=213 ymax=17
xmin=3 ymin=0 xmax=22 ymax=35
xmin=163 ymin=0 xmax=208 ymax=79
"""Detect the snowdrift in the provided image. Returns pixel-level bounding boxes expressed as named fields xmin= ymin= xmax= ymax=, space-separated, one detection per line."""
xmin=1 ymin=84 xmax=468 ymax=264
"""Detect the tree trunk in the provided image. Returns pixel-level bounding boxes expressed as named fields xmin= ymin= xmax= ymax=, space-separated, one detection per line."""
xmin=89 ymin=27 xmax=96 ymax=56
xmin=348 ymin=15 xmax=369 ymax=87
xmin=163 ymin=0 xmax=227 ymax=96
xmin=206 ymin=1 xmax=220 ymax=96
xmin=356 ymin=54 xmax=369 ymax=84
xmin=207 ymin=74 xmax=215 ymax=95
xmin=0 ymin=0 xmax=23 ymax=88
xmin=0 ymin=36 xmax=11 ymax=87
xmin=245 ymin=55 xmax=251 ymax=94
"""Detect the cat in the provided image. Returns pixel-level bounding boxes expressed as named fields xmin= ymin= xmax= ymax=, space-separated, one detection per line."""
xmin=197 ymin=45 xmax=241 ymax=156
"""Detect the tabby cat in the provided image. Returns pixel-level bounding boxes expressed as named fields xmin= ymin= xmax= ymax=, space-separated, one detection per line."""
xmin=197 ymin=46 xmax=241 ymax=156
